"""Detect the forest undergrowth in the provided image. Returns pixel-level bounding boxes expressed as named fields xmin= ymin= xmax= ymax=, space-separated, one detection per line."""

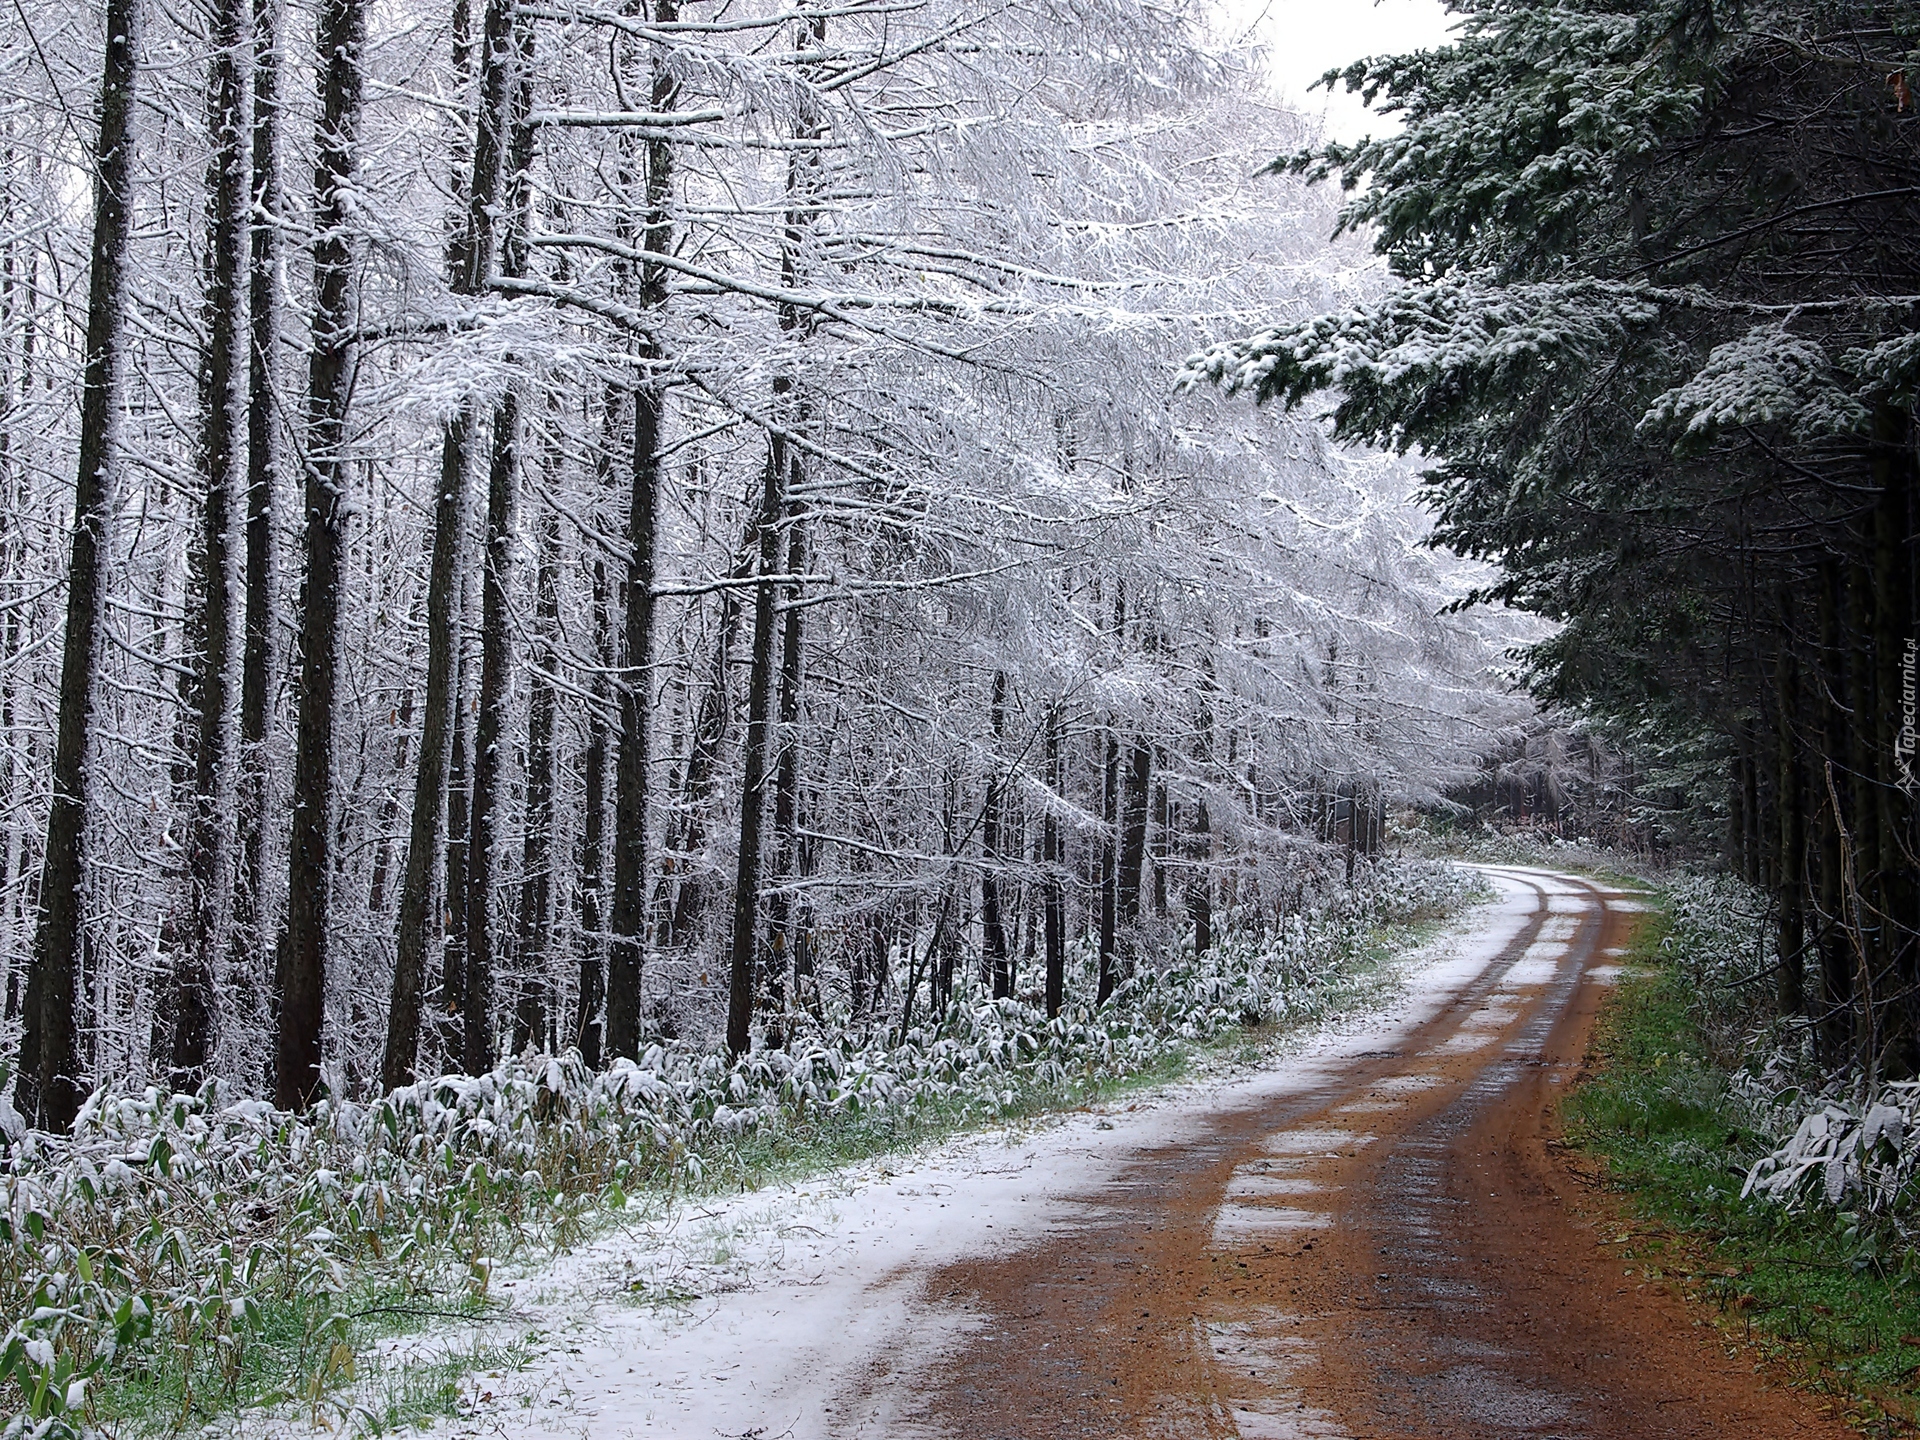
xmin=0 ymin=857 xmax=1481 ymax=1439
xmin=1566 ymin=881 xmax=1920 ymax=1436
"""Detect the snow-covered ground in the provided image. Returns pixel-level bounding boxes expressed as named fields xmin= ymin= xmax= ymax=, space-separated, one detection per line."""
xmin=220 ymin=871 xmax=1568 ymax=1440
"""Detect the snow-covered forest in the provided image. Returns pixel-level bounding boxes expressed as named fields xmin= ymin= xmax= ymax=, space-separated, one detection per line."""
xmin=0 ymin=0 xmax=1526 ymax=1127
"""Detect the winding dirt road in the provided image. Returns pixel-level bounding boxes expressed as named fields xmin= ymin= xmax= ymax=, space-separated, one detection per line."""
xmin=463 ymin=867 xmax=1855 ymax=1440
xmin=858 ymin=865 xmax=1850 ymax=1439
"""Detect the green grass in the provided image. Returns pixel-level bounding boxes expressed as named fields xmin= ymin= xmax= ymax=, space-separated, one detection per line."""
xmin=1565 ymin=905 xmax=1920 ymax=1436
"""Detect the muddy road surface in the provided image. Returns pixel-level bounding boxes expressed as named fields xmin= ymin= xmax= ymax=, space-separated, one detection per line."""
xmin=854 ymin=866 xmax=1846 ymax=1440
xmin=456 ymin=867 xmax=1848 ymax=1440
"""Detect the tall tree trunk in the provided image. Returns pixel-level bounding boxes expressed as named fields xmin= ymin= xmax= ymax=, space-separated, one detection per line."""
xmin=383 ymin=420 xmax=467 ymax=1087
xmin=390 ymin=0 xmax=520 ymax=1087
xmin=726 ymin=435 xmax=786 ymax=1058
xmin=660 ymin=509 xmax=757 ymax=950
xmin=175 ymin=0 xmax=253 ymax=1087
xmin=575 ymin=556 xmax=611 ymax=1065
xmin=462 ymin=5 xmax=535 ymax=1075
xmin=981 ymin=671 xmax=1010 ymax=999
xmin=1813 ymin=562 xmax=1851 ymax=1063
xmin=1188 ymin=798 xmax=1212 ymax=956
xmin=439 ymin=674 xmax=472 ymax=1060
xmin=514 ymin=504 xmax=559 ymax=1053
xmin=1097 ymin=728 xmax=1118 ymax=1006
xmin=234 ymin=0 xmax=283 ymax=1033
xmin=464 ymin=388 xmax=516 ymax=1075
xmin=605 ymin=0 xmax=678 ymax=1060
xmin=1775 ymin=642 xmax=1803 ymax=1018
xmin=273 ymin=0 xmax=367 ymax=1110
xmin=764 ymin=500 xmax=807 ymax=1048
xmin=17 ymin=0 xmax=138 ymax=1132
xmin=1043 ymin=706 xmax=1065 ymax=1019
xmin=1117 ymin=739 xmax=1151 ymax=968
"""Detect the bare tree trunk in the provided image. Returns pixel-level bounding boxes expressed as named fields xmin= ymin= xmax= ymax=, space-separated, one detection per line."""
xmin=1043 ymin=706 xmax=1065 ymax=1019
xmin=981 ymin=671 xmax=1010 ymax=999
xmin=383 ymin=420 xmax=466 ymax=1086
xmin=1097 ymin=728 xmax=1118 ymax=1006
xmin=660 ymin=512 xmax=756 ymax=951
xmin=17 ymin=0 xmax=138 ymax=1132
xmin=390 ymin=0 xmax=521 ymax=1087
xmin=176 ymin=0 xmax=254 ymax=1086
xmin=439 ymin=675 xmax=472 ymax=1060
xmin=605 ymin=0 xmax=678 ymax=1061
xmin=726 ymin=435 xmax=785 ymax=1058
xmin=463 ymin=7 xmax=536 ymax=1074
xmin=464 ymin=388 xmax=516 ymax=1075
xmin=233 ymin=0 xmax=283 ymax=1050
xmin=1117 ymin=739 xmax=1150 ymax=972
xmin=764 ymin=501 xmax=807 ymax=1049
xmin=514 ymin=504 xmax=559 ymax=1053
xmin=273 ymin=0 xmax=366 ymax=1110
xmin=575 ymin=556 xmax=611 ymax=1065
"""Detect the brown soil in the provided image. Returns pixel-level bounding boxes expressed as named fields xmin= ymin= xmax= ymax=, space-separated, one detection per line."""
xmin=872 ymin=869 xmax=1856 ymax=1439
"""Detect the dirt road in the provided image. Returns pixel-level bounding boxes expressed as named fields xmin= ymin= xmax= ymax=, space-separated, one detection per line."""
xmin=456 ymin=867 xmax=1852 ymax=1440
xmin=859 ymin=865 xmax=1847 ymax=1439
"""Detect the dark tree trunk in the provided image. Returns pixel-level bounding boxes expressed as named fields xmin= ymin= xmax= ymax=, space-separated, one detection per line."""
xmin=1097 ymin=728 xmax=1118 ymax=1006
xmin=393 ymin=0 xmax=521 ymax=1085
xmin=384 ymin=415 xmax=468 ymax=1088
xmin=764 ymin=500 xmax=807 ymax=1048
xmin=727 ymin=434 xmax=786 ymax=1058
xmin=982 ymin=671 xmax=1011 ymax=999
xmin=1117 ymin=739 xmax=1151 ymax=967
xmin=606 ymin=0 xmax=677 ymax=1060
xmin=1775 ymin=643 xmax=1803 ymax=1018
xmin=462 ymin=5 xmax=536 ymax=1075
xmin=575 ymin=557 xmax=611 ymax=1066
xmin=514 ymin=505 xmax=559 ymax=1053
xmin=234 ymin=0 xmax=283 ymax=1022
xmin=18 ymin=0 xmax=137 ymax=1131
xmin=439 ymin=667 xmax=472 ymax=1059
xmin=273 ymin=0 xmax=365 ymax=1111
xmin=464 ymin=391 xmax=518 ymax=1075
xmin=1043 ymin=707 xmax=1065 ymax=1019
xmin=1149 ymin=768 xmax=1168 ymax=918
xmin=1189 ymin=799 xmax=1213 ymax=956
xmin=176 ymin=0 xmax=253 ymax=1087
xmin=660 ymin=509 xmax=757 ymax=951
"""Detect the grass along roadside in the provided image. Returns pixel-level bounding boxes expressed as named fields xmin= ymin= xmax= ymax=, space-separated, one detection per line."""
xmin=4 ymin=862 xmax=1485 ymax=1440
xmin=1562 ymin=902 xmax=1920 ymax=1437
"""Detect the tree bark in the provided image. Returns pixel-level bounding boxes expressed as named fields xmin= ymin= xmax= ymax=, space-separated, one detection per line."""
xmin=1043 ymin=706 xmax=1065 ymax=1019
xmin=234 ymin=0 xmax=283 ymax=1028
xmin=176 ymin=0 xmax=253 ymax=1087
xmin=464 ymin=388 xmax=516 ymax=1075
xmin=605 ymin=0 xmax=678 ymax=1061
xmin=514 ymin=504 xmax=559 ymax=1053
xmin=1117 ymin=738 xmax=1151 ymax=967
xmin=383 ymin=416 xmax=468 ymax=1087
xmin=1097 ymin=728 xmax=1118 ymax=1006
xmin=575 ymin=556 xmax=611 ymax=1065
xmin=17 ymin=0 xmax=138 ymax=1132
xmin=764 ymin=499 xmax=807 ymax=1047
xmin=726 ymin=435 xmax=786 ymax=1058
xmin=462 ymin=2 xmax=535 ymax=1075
xmin=981 ymin=671 xmax=1011 ymax=999
xmin=273 ymin=0 xmax=367 ymax=1110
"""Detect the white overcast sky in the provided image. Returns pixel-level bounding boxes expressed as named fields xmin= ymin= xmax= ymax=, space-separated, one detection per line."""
xmin=1225 ymin=0 xmax=1460 ymax=142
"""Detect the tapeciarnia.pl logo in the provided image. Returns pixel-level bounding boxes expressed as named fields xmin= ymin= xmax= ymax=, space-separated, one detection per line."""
xmin=1901 ymin=636 xmax=1918 ymax=797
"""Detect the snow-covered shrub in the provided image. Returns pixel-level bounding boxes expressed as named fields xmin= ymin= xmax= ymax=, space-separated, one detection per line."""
xmin=1740 ymin=1093 xmax=1918 ymax=1213
xmin=0 ymin=856 xmax=1477 ymax=1428
xmin=1659 ymin=871 xmax=1779 ymax=1059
